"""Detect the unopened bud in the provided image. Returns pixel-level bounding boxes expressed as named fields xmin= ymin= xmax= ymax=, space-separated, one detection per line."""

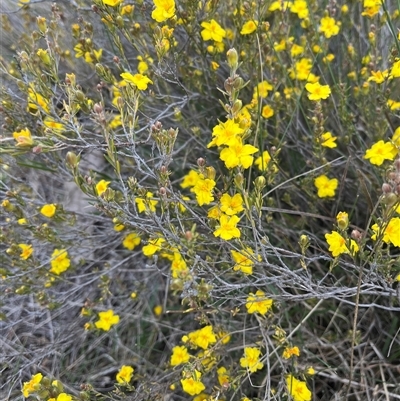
xmin=299 ymin=234 xmax=310 ymax=249
xmin=226 ymin=48 xmax=239 ymax=70
xmin=66 ymin=151 xmax=79 ymax=168
xmin=159 ymin=187 xmax=167 ymax=196
xmin=351 ymin=229 xmax=362 ymax=241
xmin=254 ymin=176 xmax=266 ymax=190
xmin=197 ymin=157 xmax=206 ymax=167
xmin=395 ymin=159 xmax=400 ymax=172
xmin=205 ymin=166 xmax=216 ymax=180
xmin=234 ymin=173 xmax=244 ymax=188
xmin=185 ymin=231 xmax=193 ymax=241
xmin=231 ymin=99 xmax=242 ymax=115
xmin=336 ymin=211 xmax=349 ymax=230
xmin=383 ymin=192 xmax=398 ymax=206
xmin=232 ymin=76 xmax=244 ymax=90
xmin=93 ymin=103 xmax=103 ymax=114
xmin=382 ymin=183 xmax=392 ymax=194
xmin=75 ymin=90 xmax=85 ymax=102
xmin=37 ymin=16 xmax=47 ymax=33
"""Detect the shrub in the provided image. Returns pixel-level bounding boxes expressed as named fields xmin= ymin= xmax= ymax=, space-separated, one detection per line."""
xmin=1 ymin=0 xmax=400 ymax=400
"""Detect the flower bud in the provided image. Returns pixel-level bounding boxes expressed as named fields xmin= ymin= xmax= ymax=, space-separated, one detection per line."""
xmin=382 ymin=183 xmax=392 ymax=194
xmin=299 ymin=234 xmax=310 ymax=249
xmin=37 ymin=16 xmax=47 ymax=33
xmin=351 ymin=229 xmax=362 ymax=241
xmin=254 ymin=176 xmax=266 ymax=190
xmin=231 ymin=99 xmax=242 ymax=115
xmin=197 ymin=157 xmax=206 ymax=167
xmin=93 ymin=103 xmax=103 ymax=114
xmin=205 ymin=166 xmax=216 ymax=180
xmin=336 ymin=211 xmax=349 ymax=230
xmin=226 ymin=48 xmax=238 ymax=70
xmin=234 ymin=173 xmax=244 ymax=188
xmin=383 ymin=192 xmax=398 ymax=206
xmin=232 ymin=76 xmax=244 ymax=90
xmin=66 ymin=151 xmax=79 ymax=168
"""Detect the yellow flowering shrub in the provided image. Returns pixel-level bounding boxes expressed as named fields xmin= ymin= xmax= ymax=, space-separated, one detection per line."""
xmin=1 ymin=0 xmax=400 ymax=400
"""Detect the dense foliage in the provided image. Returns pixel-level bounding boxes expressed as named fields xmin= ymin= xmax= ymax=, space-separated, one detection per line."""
xmin=1 ymin=1 xmax=400 ymax=400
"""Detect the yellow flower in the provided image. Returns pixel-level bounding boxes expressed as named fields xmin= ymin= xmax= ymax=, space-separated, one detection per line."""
xmin=170 ymin=252 xmax=189 ymax=278
xmin=170 ymin=345 xmax=190 ymax=366
xmin=13 ymin=128 xmax=33 ymax=147
xmin=22 ymin=373 xmax=43 ymax=397
xmin=37 ymin=48 xmax=51 ymax=65
xmin=261 ymin=105 xmax=274 ymax=119
xmin=44 ymin=117 xmax=66 ymax=133
xmin=95 ymin=309 xmax=120 ymax=331
xmin=220 ymin=193 xmax=244 ymax=215
xmin=200 ymin=19 xmax=226 ymax=42
xmin=28 ymin=87 xmax=50 ymax=113
xmin=181 ymin=370 xmax=205 ymax=396
xmin=289 ymin=58 xmax=312 ymax=81
xmin=136 ymin=191 xmax=158 ymax=213
xmin=120 ymin=72 xmax=153 ymax=90
xmin=368 ymin=70 xmax=389 ymax=83
xmin=213 ymin=214 xmax=241 ymax=240
xmin=220 ymin=140 xmax=259 ymax=169
xmin=291 ymin=44 xmax=304 ymax=57
xmin=286 ymin=374 xmax=312 ymax=401
xmin=282 ymin=346 xmax=300 ymax=359
xmin=305 ymin=82 xmax=331 ymax=101
xmin=102 ymin=0 xmax=123 ymax=6
xmin=240 ymin=20 xmax=258 ymax=35
xmin=325 ymin=231 xmax=359 ymax=257
xmin=384 ymin=218 xmax=400 ymax=247
xmin=364 ymin=140 xmax=397 ymax=166
xmin=231 ymin=247 xmax=260 ymax=275
xmin=153 ymin=305 xmax=163 ymax=316
xmin=319 ymin=132 xmax=337 ymax=148
xmin=269 ymin=1 xmax=291 ymax=12
xmin=142 ymin=237 xmax=165 ymax=256
xmin=19 ymin=244 xmax=33 ymax=260
xmin=137 ymin=55 xmax=149 ymax=74
xmin=314 ymin=175 xmax=338 ymax=198
xmin=121 ymin=4 xmax=133 ymax=14
xmin=96 ymin=180 xmax=111 ymax=196
xmin=306 ymin=366 xmax=316 ymax=375
xmin=388 ymin=99 xmax=400 ymax=110
xmin=122 ymin=233 xmax=141 ymax=250
xmin=217 ymin=366 xmax=230 ymax=386
xmin=240 ymin=347 xmax=264 ymax=373
xmin=208 ymin=119 xmax=244 ymax=148
xmin=390 ymin=59 xmax=400 ymax=78
xmin=188 ymin=325 xmax=217 ymax=349
xmin=152 ymin=0 xmax=176 ymax=22
xmin=40 ymin=203 xmax=57 ymax=218
xmin=246 ymin=290 xmax=273 ymax=315
xmin=254 ymin=150 xmax=272 ymax=171
xmin=319 ymin=16 xmax=340 ymax=38
xmin=290 ymin=0 xmax=309 ymax=19
xmin=193 ymin=178 xmax=216 ymax=206
xmin=253 ymin=80 xmax=273 ymax=98
xmin=55 ymin=394 xmax=72 ymax=401
xmin=181 ymin=170 xmax=202 ymax=189
xmin=116 ymin=365 xmax=134 ymax=384
xmin=50 ymin=249 xmax=71 ymax=275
